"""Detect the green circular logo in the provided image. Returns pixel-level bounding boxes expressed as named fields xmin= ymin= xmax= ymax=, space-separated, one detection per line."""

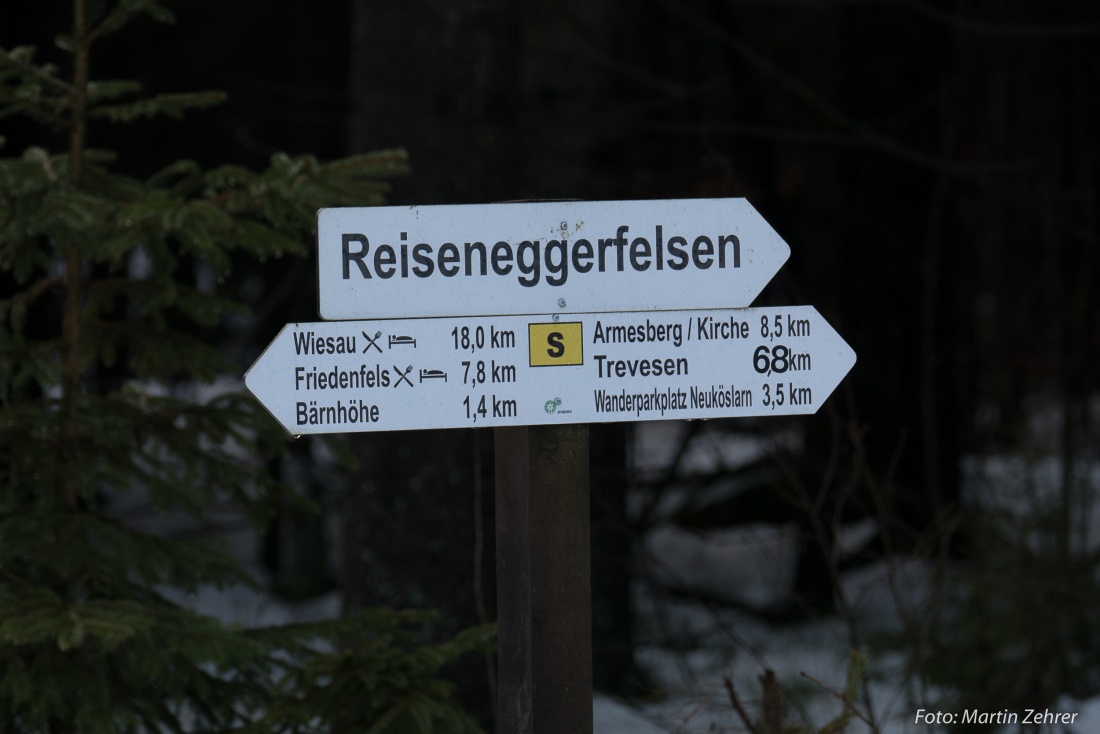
xmin=544 ymin=400 xmax=557 ymax=414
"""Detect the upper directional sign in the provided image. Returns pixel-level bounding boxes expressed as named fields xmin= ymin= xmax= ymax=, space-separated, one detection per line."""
xmin=245 ymin=305 xmax=855 ymax=435
xmin=317 ymin=198 xmax=790 ymax=320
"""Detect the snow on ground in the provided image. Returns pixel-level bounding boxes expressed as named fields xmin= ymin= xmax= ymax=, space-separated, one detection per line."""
xmin=594 ymin=694 xmax=668 ymax=733
xmin=643 ymin=522 xmax=799 ymax=608
xmin=1060 ymin=696 xmax=1100 ymax=731
xmin=162 ymin=581 xmax=343 ymax=628
xmin=600 ymin=419 xmax=1100 ymax=733
xmin=141 ymin=408 xmax=1100 ymax=733
xmin=608 ymin=558 xmax=935 ymax=733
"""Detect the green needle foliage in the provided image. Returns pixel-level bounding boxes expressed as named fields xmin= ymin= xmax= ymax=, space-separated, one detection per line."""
xmin=0 ymin=2 xmax=490 ymax=732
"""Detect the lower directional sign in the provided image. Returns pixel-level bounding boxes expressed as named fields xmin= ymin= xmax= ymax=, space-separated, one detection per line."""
xmin=244 ymin=306 xmax=856 ymax=435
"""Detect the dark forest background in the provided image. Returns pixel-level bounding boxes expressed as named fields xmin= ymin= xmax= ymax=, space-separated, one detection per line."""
xmin=4 ymin=0 xmax=1100 ymax=730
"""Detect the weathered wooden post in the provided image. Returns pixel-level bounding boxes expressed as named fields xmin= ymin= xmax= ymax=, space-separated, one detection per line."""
xmin=495 ymin=424 xmax=592 ymax=733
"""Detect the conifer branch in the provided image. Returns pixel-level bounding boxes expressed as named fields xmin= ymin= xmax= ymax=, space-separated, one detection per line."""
xmin=0 ymin=46 xmax=77 ymax=95
xmin=0 ymin=47 xmax=75 ymax=127
xmin=91 ymin=90 xmax=228 ymax=123
xmin=85 ymin=0 xmax=176 ymax=46
xmin=0 ymin=276 xmax=61 ymax=310
xmin=0 ymin=4 xmax=481 ymax=731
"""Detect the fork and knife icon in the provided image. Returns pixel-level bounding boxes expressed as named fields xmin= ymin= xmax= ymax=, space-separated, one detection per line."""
xmin=393 ymin=364 xmax=414 ymax=388
xmin=361 ymin=332 xmax=414 ymax=387
xmin=362 ymin=330 xmax=383 ymax=354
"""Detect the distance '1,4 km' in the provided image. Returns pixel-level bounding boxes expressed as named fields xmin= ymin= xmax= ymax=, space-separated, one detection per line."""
xmin=761 ymin=382 xmax=813 ymax=410
xmin=452 ymin=324 xmax=516 ymax=353
xmin=463 ymin=394 xmax=519 ymax=424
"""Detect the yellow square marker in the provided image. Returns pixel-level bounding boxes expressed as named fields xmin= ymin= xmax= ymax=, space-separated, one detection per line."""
xmin=528 ymin=322 xmax=583 ymax=367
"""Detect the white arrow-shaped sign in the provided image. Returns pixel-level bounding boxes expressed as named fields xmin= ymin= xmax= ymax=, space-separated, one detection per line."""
xmin=245 ymin=306 xmax=855 ymax=435
xmin=317 ymin=198 xmax=790 ymax=320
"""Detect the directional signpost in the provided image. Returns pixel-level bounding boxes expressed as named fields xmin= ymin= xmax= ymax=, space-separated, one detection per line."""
xmin=245 ymin=306 xmax=855 ymax=434
xmin=245 ymin=198 xmax=856 ymax=734
xmin=317 ymin=198 xmax=790 ymax=319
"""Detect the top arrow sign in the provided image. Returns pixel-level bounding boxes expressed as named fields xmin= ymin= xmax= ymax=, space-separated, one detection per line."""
xmin=317 ymin=198 xmax=790 ymax=320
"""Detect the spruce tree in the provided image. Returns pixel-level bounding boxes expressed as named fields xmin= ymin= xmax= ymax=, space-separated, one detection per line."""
xmin=0 ymin=2 xmax=490 ymax=731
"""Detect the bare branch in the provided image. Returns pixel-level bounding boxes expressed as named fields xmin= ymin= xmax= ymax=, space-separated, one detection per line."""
xmin=901 ymin=0 xmax=1100 ymax=37
xmin=723 ymin=675 xmax=762 ymax=734
xmin=800 ymin=669 xmax=876 ymax=730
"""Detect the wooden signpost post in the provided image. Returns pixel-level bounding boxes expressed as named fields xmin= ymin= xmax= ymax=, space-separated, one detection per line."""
xmin=245 ymin=198 xmax=856 ymax=733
